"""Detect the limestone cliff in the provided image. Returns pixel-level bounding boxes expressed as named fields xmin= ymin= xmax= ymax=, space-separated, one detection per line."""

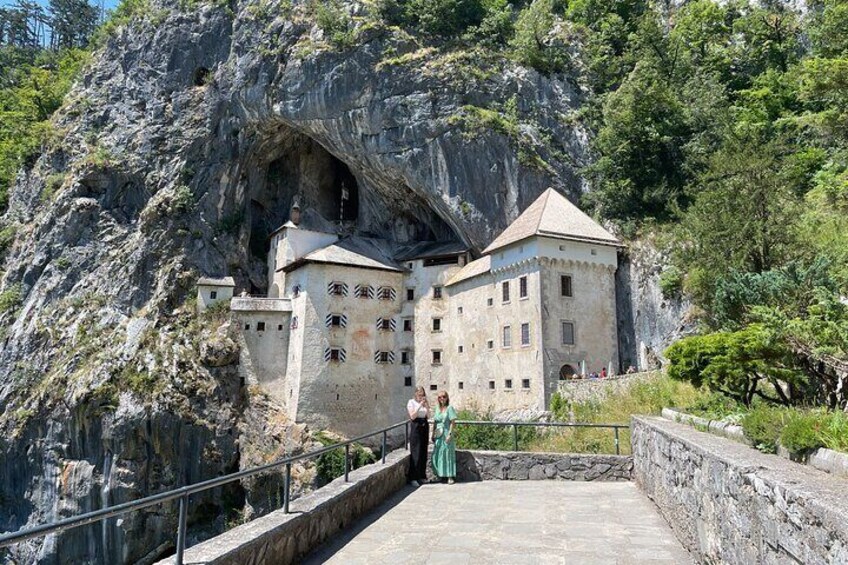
xmin=0 ymin=0 xmax=680 ymax=562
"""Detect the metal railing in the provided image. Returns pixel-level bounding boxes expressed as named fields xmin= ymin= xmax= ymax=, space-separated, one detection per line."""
xmin=454 ymin=420 xmax=629 ymax=455
xmin=0 ymin=420 xmax=410 ymax=565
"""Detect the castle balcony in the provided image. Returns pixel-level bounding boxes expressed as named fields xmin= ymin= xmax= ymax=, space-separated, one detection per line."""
xmin=230 ymin=296 xmax=293 ymax=313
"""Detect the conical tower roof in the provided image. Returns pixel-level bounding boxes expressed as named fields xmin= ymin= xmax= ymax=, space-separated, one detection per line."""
xmin=482 ymin=188 xmax=620 ymax=254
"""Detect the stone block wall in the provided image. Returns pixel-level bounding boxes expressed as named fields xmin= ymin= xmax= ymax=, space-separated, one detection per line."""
xmin=156 ymin=449 xmax=409 ymax=565
xmin=556 ymin=371 xmax=660 ymax=405
xmin=632 ymin=416 xmax=848 ymax=564
xmin=438 ymin=451 xmax=632 ymax=482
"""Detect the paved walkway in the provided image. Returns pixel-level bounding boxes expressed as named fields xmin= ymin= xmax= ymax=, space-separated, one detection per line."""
xmin=303 ymin=481 xmax=692 ymax=564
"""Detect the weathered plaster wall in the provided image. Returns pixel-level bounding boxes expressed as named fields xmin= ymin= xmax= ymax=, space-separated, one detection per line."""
xmin=285 ymin=263 xmax=407 ymax=437
xmin=445 ymin=262 xmax=544 ymax=411
xmin=632 ymin=416 xmax=848 ymax=564
xmin=197 ymin=285 xmax=235 ymax=311
xmin=235 ymin=310 xmax=293 ymax=405
xmin=268 ymin=227 xmax=338 ymax=296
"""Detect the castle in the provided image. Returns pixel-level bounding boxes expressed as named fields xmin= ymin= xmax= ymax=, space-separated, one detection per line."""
xmin=198 ymin=189 xmax=622 ymax=437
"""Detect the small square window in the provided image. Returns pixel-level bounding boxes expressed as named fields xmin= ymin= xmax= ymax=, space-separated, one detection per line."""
xmin=502 ymin=325 xmax=511 ymax=348
xmin=430 ymin=384 xmax=438 ymax=391
xmin=489 ymin=380 xmax=495 ymax=390
xmin=403 ymin=319 xmax=413 ymax=332
xmin=433 ymin=286 xmax=443 ymax=299
xmin=432 ymin=350 xmax=442 ymax=365
xmin=331 ymin=315 xmax=343 ymax=327
xmin=432 ymin=318 xmax=442 ymax=332
xmin=330 ymin=283 xmax=344 ymax=296
xmin=329 ymin=349 xmax=340 ymax=361
xmin=379 ymin=318 xmax=392 ymax=331
xmin=520 ymin=322 xmax=530 ymax=346
xmin=378 ymin=287 xmax=394 ymax=300
xmin=519 ymin=276 xmax=527 ymax=299
xmin=458 ymin=381 xmax=464 ymax=390
xmin=244 ymin=323 xmax=250 ymax=330
xmin=458 ymin=345 xmax=464 ymax=353
xmin=487 ymin=340 xmax=494 ymax=350
xmin=457 ymin=306 xmax=463 ymax=314
xmin=522 ymin=379 xmax=530 ymax=389
xmin=406 ymin=288 xmax=415 ymax=301
xmin=210 ymin=290 xmax=217 ymax=300
xmin=277 ymin=324 xmax=283 ymax=331
xmin=401 ymin=351 xmax=411 ymax=365
xmin=502 ymin=281 xmax=510 ymax=303
xmin=257 ymin=322 xmax=266 ymax=332
xmin=505 ymin=379 xmax=513 ymax=389
xmin=377 ymin=351 xmax=390 ymax=364
xmin=404 ymin=377 xmax=413 ymax=386
xmin=407 ymin=262 xmax=414 ymax=270
xmin=591 ymin=248 xmax=597 ymax=256
xmin=561 ymin=275 xmax=573 ymax=298
xmin=487 ymin=297 xmax=493 ymax=307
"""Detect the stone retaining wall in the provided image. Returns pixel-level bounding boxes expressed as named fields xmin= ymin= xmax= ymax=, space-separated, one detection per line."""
xmin=556 ymin=371 xmax=661 ymax=405
xmin=632 ymin=416 xmax=848 ymax=564
xmin=156 ymin=449 xmax=409 ymax=565
xmin=450 ymin=450 xmax=632 ymax=482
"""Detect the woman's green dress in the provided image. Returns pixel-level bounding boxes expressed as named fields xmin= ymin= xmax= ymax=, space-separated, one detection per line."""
xmin=431 ymin=405 xmax=457 ymax=478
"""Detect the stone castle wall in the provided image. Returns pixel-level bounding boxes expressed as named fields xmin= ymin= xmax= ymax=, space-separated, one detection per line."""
xmin=447 ymin=450 xmax=632 ymax=482
xmin=632 ymin=416 xmax=848 ymax=564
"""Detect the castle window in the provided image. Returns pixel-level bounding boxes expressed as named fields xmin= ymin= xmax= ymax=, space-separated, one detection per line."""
xmin=355 ymin=284 xmax=374 ymax=299
xmin=325 ymin=347 xmax=346 ymax=362
xmin=291 ymin=316 xmax=299 ymax=329
xmin=328 ymin=281 xmax=347 ymax=296
xmin=430 ymin=384 xmax=438 ymax=391
xmin=487 ymin=339 xmax=494 ymax=350
xmin=433 ymin=286 xmax=443 ymax=299
xmin=404 ymin=377 xmax=412 ymax=387
xmin=210 ymin=291 xmax=217 ymax=300
xmin=378 ymin=286 xmax=396 ymax=300
xmin=561 ymin=321 xmax=575 ymax=345
xmin=502 ymin=281 xmax=510 ymax=303
xmin=403 ymin=318 xmax=413 ymax=332
xmin=522 ymin=379 xmax=530 ymax=389
xmin=278 ymin=324 xmax=283 ymax=331
xmin=489 ymin=380 xmax=495 ymax=390
xmin=432 ymin=318 xmax=442 ymax=332
xmin=244 ymin=323 xmax=250 ymax=330
xmin=591 ymin=248 xmax=597 ymax=256
xmin=520 ymin=323 xmax=530 ymax=346
xmin=502 ymin=325 xmax=511 ymax=348
xmin=457 ymin=306 xmax=463 ymax=315
xmin=432 ymin=350 xmax=442 ymax=365
xmin=406 ymin=288 xmax=414 ymax=301
xmin=257 ymin=322 xmax=266 ymax=332
xmin=487 ymin=297 xmax=493 ymax=307
xmin=458 ymin=381 xmax=464 ymax=390
xmin=401 ymin=351 xmax=411 ymax=365
xmin=293 ymin=285 xmax=301 ymax=297
xmin=505 ymin=379 xmax=513 ymax=389
xmin=458 ymin=345 xmax=464 ymax=353
xmin=377 ymin=317 xmax=395 ymax=331
xmin=375 ymin=351 xmax=393 ymax=364
xmin=326 ymin=314 xmax=347 ymax=328
xmin=561 ymin=275 xmax=573 ymax=297
xmin=519 ymin=276 xmax=528 ymax=299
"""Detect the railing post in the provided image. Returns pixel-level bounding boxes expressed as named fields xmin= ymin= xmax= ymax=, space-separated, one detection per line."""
xmin=405 ymin=421 xmax=409 ymax=450
xmin=175 ymin=494 xmax=188 ymax=565
xmin=512 ymin=423 xmax=518 ymax=452
xmin=344 ymin=444 xmax=350 ymax=482
xmin=614 ymin=427 xmax=620 ymax=455
xmin=283 ymin=463 xmax=291 ymax=514
xmin=382 ymin=430 xmax=387 ymax=464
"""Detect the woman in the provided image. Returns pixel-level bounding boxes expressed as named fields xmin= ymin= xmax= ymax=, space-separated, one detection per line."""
xmin=431 ymin=390 xmax=457 ymax=484
xmin=406 ymin=386 xmax=430 ymax=487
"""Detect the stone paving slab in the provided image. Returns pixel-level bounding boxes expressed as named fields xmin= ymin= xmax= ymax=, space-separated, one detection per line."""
xmin=303 ymin=481 xmax=692 ymax=564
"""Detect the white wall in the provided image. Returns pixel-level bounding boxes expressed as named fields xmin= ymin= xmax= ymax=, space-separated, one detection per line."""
xmin=267 ymin=228 xmax=338 ymax=297
xmin=197 ymin=285 xmax=234 ymax=312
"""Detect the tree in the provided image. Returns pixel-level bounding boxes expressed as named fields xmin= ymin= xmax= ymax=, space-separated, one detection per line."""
xmin=665 ymin=325 xmax=804 ymax=407
xmin=510 ymin=0 xmax=571 ymax=74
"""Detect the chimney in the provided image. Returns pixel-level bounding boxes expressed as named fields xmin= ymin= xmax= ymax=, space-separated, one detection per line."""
xmin=290 ymin=201 xmax=301 ymax=226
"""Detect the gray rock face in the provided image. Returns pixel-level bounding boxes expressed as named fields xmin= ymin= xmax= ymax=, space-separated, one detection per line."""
xmin=0 ymin=1 xmax=678 ymax=563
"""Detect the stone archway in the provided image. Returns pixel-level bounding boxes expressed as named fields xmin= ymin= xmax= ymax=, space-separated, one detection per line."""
xmin=559 ymin=364 xmax=577 ymax=380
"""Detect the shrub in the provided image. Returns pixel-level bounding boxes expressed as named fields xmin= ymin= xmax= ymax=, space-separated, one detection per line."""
xmin=314 ymin=433 xmax=375 ymax=486
xmin=658 ymin=265 xmax=683 ymax=299
xmin=820 ymin=411 xmax=848 ymax=453
xmin=315 ymin=0 xmax=357 ymax=49
xmin=741 ymin=405 xmax=789 ymax=453
xmin=453 ymin=409 xmax=537 ymax=451
xmin=779 ymin=411 xmax=827 ymax=454
xmin=0 ymin=284 xmax=23 ymax=314
xmin=0 ymin=224 xmax=16 ymax=255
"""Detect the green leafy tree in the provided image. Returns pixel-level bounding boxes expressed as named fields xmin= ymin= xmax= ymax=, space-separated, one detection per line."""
xmin=510 ymin=0 xmax=571 ymax=74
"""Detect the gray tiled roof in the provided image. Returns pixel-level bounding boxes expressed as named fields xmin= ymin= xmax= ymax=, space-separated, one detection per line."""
xmin=293 ymin=237 xmax=404 ymax=272
xmin=394 ymin=241 xmax=469 ymax=261
xmin=483 ymin=188 xmax=620 ymax=254
xmin=197 ymin=276 xmax=236 ymax=287
xmin=446 ymin=255 xmax=491 ymax=286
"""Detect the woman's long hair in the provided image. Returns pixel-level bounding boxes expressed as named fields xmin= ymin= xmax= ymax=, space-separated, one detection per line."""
xmin=437 ymin=390 xmax=450 ymax=407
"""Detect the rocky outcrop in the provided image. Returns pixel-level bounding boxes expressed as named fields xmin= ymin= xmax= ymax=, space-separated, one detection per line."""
xmin=0 ymin=1 xmax=594 ymax=562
